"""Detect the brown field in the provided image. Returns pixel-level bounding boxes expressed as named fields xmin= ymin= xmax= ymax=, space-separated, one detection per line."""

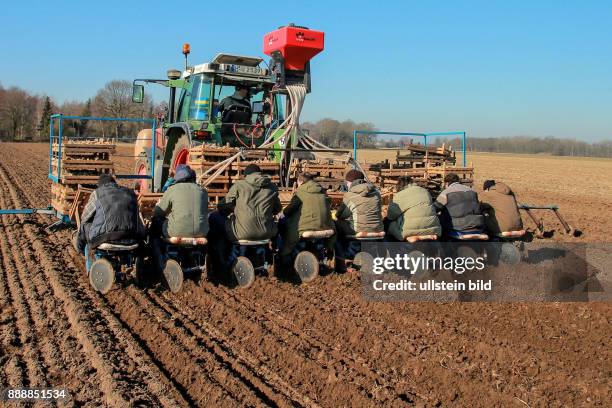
xmin=0 ymin=143 xmax=610 ymax=407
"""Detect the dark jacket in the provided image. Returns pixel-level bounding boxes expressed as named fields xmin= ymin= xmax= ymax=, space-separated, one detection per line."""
xmin=336 ymin=179 xmax=384 ymax=235
xmin=386 ymin=184 xmax=441 ymax=240
xmin=480 ymin=182 xmax=523 ymax=234
xmin=153 ymin=181 xmax=209 ymax=238
xmin=223 ymin=172 xmax=282 ymax=241
xmin=84 ymin=183 xmax=144 ymax=248
xmin=436 ymin=182 xmax=484 ymax=232
xmin=219 ymin=92 xmax=251 ymax=119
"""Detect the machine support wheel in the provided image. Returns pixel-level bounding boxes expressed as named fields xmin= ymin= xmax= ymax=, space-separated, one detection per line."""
xmin=294 ymin=251 xmax=319 ymax=283
xmin=499 ymin=242 xmax=521 ymax=266
xmin=232 ymin=256 xmax=255 ymax=288
xmin=89 ymin=258 xmax=115 ymax=294
xmin=352 ymin=251 xmax=374 ymax=274
xmin=163 ymin=259 xmax=184 ymax=293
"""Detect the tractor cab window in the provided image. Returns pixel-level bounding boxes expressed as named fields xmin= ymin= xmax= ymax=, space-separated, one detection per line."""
xmin=177 ymin=74 xmax=212 ymax=122
xmin=213 ymin=82 xmax=264 ymax=122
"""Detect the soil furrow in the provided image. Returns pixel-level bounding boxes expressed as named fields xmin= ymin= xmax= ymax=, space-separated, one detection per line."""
xmin=109 ymin=286 xmax=276 ymax=407
xmin=0 ymin=162 xmax=187 ymax=407
xmin=146 ymin=289 xmax=320 ymax=407
xmin=0 ymin=196 xmax=52 ymax=393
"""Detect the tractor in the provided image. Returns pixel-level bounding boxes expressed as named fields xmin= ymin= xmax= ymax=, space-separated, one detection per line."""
xmin=130 ymin=24 xmax=329 ymax=194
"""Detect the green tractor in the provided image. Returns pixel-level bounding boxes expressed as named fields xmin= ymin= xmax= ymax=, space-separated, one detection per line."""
xmin=131 ymin=25 xmax=326 ymax=193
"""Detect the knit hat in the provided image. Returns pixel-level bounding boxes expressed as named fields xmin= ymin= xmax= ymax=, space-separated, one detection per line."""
xmin=483 ymin=180 xmax=496 ymax=191
xmin=174 ymin=164 xmax=196 ymax=182
xmin=97 ymin=174 xmax=115 ymax=187
xmin=345 ymin=169 xmax=365 ymax=182
xmin=244 ymin=164 xmax=261 ymax=175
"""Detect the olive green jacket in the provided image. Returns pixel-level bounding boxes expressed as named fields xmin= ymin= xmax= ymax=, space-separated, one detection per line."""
xmin=281 ymin=180 xmax=335 ymax=256
xmin=224 ymin=172 xmax=282 ymax=241
xmin=153 ymin=181 xmax=209 ymax=238
xmin=386 ymin=184 xmax=441 ymax=240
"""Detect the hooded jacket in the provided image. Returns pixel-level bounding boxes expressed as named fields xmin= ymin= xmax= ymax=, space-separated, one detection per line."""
xmin=436 ymin=182 xmax=485 ymax=232
xmin=336 ymin=179 xmax=384 ymax=235
xmin=480 ymin=182 xmax=523 ymax=234
xmin=386 ymin=184 xmax=441 ymax=240
xmin=281 ymin=180 xmax=335 ymax=255
xmin=224 ymin=172 xmax=282 ymax=241
xmin=153 ymin=176 xmax=209 ymax=238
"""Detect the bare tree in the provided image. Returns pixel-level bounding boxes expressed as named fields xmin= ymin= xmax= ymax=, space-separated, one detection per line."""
xmin=92 ymin=80 xmax=152 ymax=138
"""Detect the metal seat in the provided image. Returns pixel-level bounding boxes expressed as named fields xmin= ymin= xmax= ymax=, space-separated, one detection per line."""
xmin=300 ymin=229 xmax=335 ymax=239
xmin=346 ymin=231 xmax=385 ymax=240
xmin=497 ymin=230 xmax=526 ymax=238
xmin=97 ymin=242 xmax=139 ymax=251
xmin=448 ymin=231 xmax=489 ymax=241
xmin=236 ymin=239 xmax=270 ymax=246
xmin=164 ymin=236 xmax=208 ymax=246
xmin=405 ymin=234 xmax=438 ymax=243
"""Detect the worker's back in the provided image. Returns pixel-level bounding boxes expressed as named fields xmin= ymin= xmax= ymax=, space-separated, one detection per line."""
xmin=437 ymin=182 xmax=485 ymax=232
xmin=480 ymin=182 xmax=523 ymax=233
xmin=386 ymin=184 xmax=441 ymax=240
xmin=158 ymin=182 xmax=209 ymax=238
xmin=337 ymin=179 xmax=383 ymax=234
xmin=225 ymin=172 xmax=281 ymax=241
xmin=287 ymin=180 xmax=334 ymax=233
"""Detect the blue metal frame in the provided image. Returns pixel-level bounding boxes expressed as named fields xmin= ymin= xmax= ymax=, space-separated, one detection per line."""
xmin=352 ymin=130 xmax=467 ymax=167
xmin=1 ymin=115 xmax=158 ymax=223
xmin=49 ymin=115 xmax=157 ymax=183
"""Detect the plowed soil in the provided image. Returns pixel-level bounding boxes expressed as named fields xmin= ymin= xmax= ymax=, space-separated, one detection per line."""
xmin=0 ymin=143 xmax=610 ymax=407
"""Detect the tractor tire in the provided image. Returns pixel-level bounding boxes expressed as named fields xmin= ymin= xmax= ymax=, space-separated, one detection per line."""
xmin=89 ymin=258 xmax=115 ymax=294
xmin=232 ymin=256 xmax=255 ymax=288
xmin=134 ymin=153 xmax=153 ymax=193
xmin=294 ymin=251 xmax=319 ymax=283
xmin=163 ymin=259 xmax=184 ymax=293
xmin=169 ymin=134 xmax=191 ymax=171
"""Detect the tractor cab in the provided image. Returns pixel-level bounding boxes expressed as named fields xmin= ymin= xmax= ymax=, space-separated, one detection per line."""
xmin=133 ymin=53 xmax=284 ymax=148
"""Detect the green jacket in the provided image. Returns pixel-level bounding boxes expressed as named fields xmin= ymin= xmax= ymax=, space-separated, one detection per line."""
xmin=336 ymin=179 xmax=384 ymax=235
xmin=281 ymin=180 xmax=334 ymax=256
xmin=153 ymin=181 xmax=209 ymax=238
xmin=224 ymin=172 xmax=282 ymax=241
xmin=386 ymin=184 xmax=441 ymax=240
xmin=285 ymin=180 xmax=334 ymax=230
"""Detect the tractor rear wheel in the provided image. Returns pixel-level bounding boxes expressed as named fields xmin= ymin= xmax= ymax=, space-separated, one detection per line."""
xmin=170 ymin=134 xmax=190 ymax=172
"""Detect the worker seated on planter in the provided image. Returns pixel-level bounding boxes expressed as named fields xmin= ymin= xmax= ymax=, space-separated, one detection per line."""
xmin=334 ymin=170 xmax=384 ymax=259
xmin=479 ymin=180 xmax=524 ymax=237
xmin=279 ymin=172 xmax=335 ymax=263
xmin=73 ymin=174 xmax=145 ymax=256
xmin=151 ymin=164 xmax=209 ymax=242
xmin=209 ymin=164 xmax=282 ymax=260
xmin=384 ymin=176 xmax=441 ymax=241
xmin=434 ymin=173 xmax=485 ymax=236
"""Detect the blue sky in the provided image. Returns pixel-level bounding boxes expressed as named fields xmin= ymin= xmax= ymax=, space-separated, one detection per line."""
xmin=1 ymin=0 xmax=610 ymax=141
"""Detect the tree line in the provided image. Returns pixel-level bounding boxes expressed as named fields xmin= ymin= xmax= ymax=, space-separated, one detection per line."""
xmin=304 ymin=119 xmax=612 ymax=158
xmin=1 ymin=87 xmax=610 ymax=158
xmin=435 ymin=135 xmax=612 ymax=158
xmin=0 ymin=80 xmax=154 ymax=142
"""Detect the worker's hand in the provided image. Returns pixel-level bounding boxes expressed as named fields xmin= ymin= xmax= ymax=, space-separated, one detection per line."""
xmin=331 ymin=210 xmax=338 ymax=221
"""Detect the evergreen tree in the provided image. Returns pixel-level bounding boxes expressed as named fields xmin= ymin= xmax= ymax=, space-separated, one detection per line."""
xmin=38 ymin=96 xmax=53 ymax=141
xmin=78 ymin=99 xmax=92 ymax=137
